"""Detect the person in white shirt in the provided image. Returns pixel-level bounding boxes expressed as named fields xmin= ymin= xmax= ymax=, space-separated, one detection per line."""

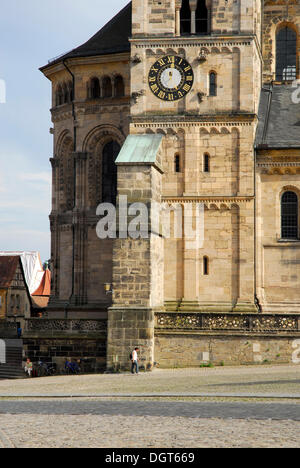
xmin=131 ymin=347 xmax=139 ymax=374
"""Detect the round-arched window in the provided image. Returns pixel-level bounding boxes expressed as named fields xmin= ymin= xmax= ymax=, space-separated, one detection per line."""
xmin=102 ymin=141 xmax=121 ymax=205
xmin=276 ymin=26 xmax=297 ymax=81
xmin=281 ymin=191 xmax=298 ymax=239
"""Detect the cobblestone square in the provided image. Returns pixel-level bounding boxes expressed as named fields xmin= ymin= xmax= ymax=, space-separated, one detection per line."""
xmin=0 ymin=365 xmax=299 ymax=448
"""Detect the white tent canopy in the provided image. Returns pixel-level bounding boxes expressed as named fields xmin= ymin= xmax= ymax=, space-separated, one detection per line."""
xmin=0 ymin=251 xmax=44 ymax=295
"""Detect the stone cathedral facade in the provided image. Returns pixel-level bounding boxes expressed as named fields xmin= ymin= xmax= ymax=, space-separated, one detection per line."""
xmin=39 ymin=0 xmax=300 ymax=370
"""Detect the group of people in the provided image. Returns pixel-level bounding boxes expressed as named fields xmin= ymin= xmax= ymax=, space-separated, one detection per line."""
xmin=24 ymin=347 xmax=141 ymax=378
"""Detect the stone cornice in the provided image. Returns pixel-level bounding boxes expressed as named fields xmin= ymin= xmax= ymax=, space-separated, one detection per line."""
xmin=162 ymin=196 xmax=254 ymax=206
xmin=41 ymin=53 xmax=130 ymax=78
xmin=130 ymin=35 xmax=255 ymax=48
xmin=131 ymin=113 xmax=257 ymax=126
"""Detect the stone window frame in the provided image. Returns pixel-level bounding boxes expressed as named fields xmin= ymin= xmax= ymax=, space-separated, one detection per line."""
xmin=55 ymin=81 xmax=73 ymax=107
xmin=280 ymin=190 xmax=299 ymax=240
xmin=86 ymin=75 xmax=126 ymax=100
xmin=208 ymin=71 xmax=217 ymax=97
xmin=277 ymin=186 xmax=300 ymax=242
xmin=89 ymin=77 xmax=101 ymax=99
xmin=275 ymin=23 xmax=298 ymax=82
xmin=178 ymin=0 xmax=210 ymax=36
xmin=114 ymin=75 xmax=125 ymax=98
xmin=174 ymin=154 xmax=181 ymax=173
xmin=203 ymin=256 xmax=209 ymax=275
xmin=203 ymin=153 xmax=210 ymax=173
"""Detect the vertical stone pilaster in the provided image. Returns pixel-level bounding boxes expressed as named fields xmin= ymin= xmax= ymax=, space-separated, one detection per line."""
xmin=70 ymin=152 xmax=88 ymax=306
xmin=49 ymin=158 xmax=60 ymax=304
xmin=107 ymin=137 xmax=164 ymax=371
xmin=233 ymin=201 xmax=256 ymax=312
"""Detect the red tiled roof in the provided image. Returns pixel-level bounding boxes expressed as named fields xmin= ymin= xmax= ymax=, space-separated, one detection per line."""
xmin=32 ymin=269 xmax=51 ymax=297
xmin=31 ymin=296 xmax=50 ymax=309
xmin=0 ymin=256 xmax=21 ymax=288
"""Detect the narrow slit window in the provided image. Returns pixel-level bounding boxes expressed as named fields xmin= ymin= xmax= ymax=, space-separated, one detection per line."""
xmin=203 ymin=256 xmax=209 ymax=275
xmin=204 ymin=154 xmax=210 ymax=173
xmin=209 ymin=72 xmax=217 ymax=96
xmin=175 ymin=154 xmax=181 ymax=173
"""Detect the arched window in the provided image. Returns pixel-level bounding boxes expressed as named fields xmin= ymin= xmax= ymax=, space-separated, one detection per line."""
xmin=174 ymin=154 xmax=181 ymax=173
xmin=276 ymin=26 xmax=297 ymax=81
xmin=196 ymin=0 xmax=208 ymax=34
xmin=204 ymin=153 xmax=210 ymax=173
xmin=56 ymin=85 xmax=63 ymax=106
xmin=209 ymin=72 xmax=217 ymax=96
xmin=90 ymin=78 xmax=101 ymax=99
xmin=203 ymin=256 xmax=209 ymax=275
xmin=114 ymin=76 xmax=125 ymax=98
xmin=180 ymin=0 xmax=191 ymax=35
xmin=64 ymin=84 xmax=69 ymax=104
xmin=68 ymin=81 xmax=73 ymax=102
xmin=281 ymin=191 xmax=298 ymax=239
xmin=102 ymin=140 xmax=120 ymax=205
xmin=102 ymin=76 xmax=112 ymax=98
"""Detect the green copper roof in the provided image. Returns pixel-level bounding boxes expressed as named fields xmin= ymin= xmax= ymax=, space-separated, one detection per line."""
xmin=116 ymin=134 xmax=163 ymax=166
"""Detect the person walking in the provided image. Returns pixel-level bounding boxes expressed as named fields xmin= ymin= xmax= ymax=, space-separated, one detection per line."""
xmin=131 ymin=347 xmax=139 ymax=374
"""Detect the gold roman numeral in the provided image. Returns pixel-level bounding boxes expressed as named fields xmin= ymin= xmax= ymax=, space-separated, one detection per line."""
xmin=151 ymin=84 xmax=159 ymax=94
xmin=183 ymin=84 xmax=191 ymax=92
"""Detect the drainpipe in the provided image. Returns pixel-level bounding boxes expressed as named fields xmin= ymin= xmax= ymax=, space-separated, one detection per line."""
xmin=254 ymin=146 xmax=260 ymax=312
xmin=63 ymin=59 xmax=77 ymax=310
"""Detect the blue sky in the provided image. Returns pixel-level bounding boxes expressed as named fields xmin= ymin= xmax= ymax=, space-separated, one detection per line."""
xmin=0 ymin=0 xmax=129 ymax=262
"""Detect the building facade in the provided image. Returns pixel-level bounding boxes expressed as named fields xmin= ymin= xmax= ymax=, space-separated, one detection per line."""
xmin=39 ymin=0 xmax=300 ymax=370
xmin=0 ymin=256 xmax=31 ymax=327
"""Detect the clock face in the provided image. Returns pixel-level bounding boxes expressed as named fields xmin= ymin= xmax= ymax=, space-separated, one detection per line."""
xmin=148 ymin=55 xmax=194 ymax=101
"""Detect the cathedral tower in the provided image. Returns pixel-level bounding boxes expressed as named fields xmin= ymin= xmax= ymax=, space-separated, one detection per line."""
xmin=107 ymin=0 xmax=263 ymax=369
xmin=41 ymin=1 xmax=300 ymax=371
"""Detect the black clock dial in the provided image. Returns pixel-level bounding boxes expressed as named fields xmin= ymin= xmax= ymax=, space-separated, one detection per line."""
xmin=148 ymin=55 xmax=194 ymax=101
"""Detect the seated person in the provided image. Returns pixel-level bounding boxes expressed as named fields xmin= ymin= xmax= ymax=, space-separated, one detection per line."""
xmin=24 ymin=358 xmax=33 ymax=377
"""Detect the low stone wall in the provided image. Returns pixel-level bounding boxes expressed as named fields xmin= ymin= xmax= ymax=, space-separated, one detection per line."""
xmin=154 ymin=312 xmax=300 ymax=367
xmin=23 ymin=319 xmax=107 ymax=373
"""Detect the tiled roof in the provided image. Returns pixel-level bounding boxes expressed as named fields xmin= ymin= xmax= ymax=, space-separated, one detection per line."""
xmin=31 ymin=296 xmax=50 ymax=310
xmin=41 ymin=2 xmax=132 ymax=70
xmin=32 ymin=269 xmax=51 ymax=297
xmin=0 ymin=256 xmax=21 ymax=288
xmin=256 ymin=84 xmax=300 ymax=149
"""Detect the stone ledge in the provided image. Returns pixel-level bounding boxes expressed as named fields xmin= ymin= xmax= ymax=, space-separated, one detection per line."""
xmin=155 ymin=329 xmax=300 ymax=338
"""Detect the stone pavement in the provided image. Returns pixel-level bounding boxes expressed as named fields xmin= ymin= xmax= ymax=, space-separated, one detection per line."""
xmin=0 ymin=365 xmax=299 ymax=448
xmin=0 ymin=406 xmax=299 ymax=448
xmin=0 ymin=400 xmax=300 ymax=420
xmin=0 ymin=364 xmax=300 ymax=397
